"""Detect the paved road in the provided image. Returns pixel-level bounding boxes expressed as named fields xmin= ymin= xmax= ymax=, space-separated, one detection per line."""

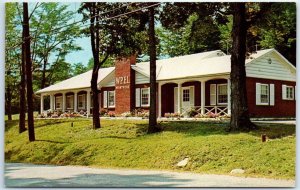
xmin=4 ymin=163 xmax=294 ymax=187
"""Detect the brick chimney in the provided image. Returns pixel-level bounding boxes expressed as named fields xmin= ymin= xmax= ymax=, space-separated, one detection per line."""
xmin=115 ymin=55 xmax=136 ymax=114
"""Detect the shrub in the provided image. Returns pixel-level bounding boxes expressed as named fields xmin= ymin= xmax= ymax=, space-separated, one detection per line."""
xmin=121 ymin=112 xmax=132 ymax=117
xmin=108 ymin=111 xmax=115 ymax=117
xmin=99 ymin=108 xmax=108 ymax=116
xmin=164 ymin=113 xmax=171 ymax=118
xmin=187 ymin=108 xmax=199 ymax=117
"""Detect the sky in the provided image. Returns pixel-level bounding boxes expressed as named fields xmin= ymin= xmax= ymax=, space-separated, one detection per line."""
xmin=64 ymin=3 xmax=92 ymax=66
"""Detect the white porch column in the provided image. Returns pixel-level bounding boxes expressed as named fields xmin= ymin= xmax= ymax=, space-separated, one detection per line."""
xmin=177 ymin=82 xmax=182 ymax=113
xmin=227 ymin=78 xmax=231 ymax=115
xmin=74 ymin=91 xmax=78 ymax=112
xmin=201 ymin=80 xmax=206 ymax=115
xmin=40 ymin=94 xmax=44 ymax=114
xmin=158 ymin=82 xmax=162 ymax=117
xmin=62 ymin=92 xmax=66 ymax=112
xmin=86 ymin=90 xmax=91 ymax=116
xmin=50 ymin=94 xmax=54 ymax=111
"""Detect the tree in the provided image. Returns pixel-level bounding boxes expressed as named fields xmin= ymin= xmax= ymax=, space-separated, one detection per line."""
xmin=30 ymin=3 xmax=82 ymax=89
xmin=229 ymin=3 xmax=256 ymax=131
xmin=148 ymin=5 xmax=160 ymax=133
xmin=80 ymin=2 xmax=149 ymax=129
xmin=23 ymin=2 xmax=35 ymax=141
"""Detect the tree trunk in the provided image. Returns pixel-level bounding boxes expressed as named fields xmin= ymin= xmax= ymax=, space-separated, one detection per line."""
xmin=5 ymin=85 xmax=12 ymax=121
xmin=41 ymin=58 xmax=47 ymax=89
xmin=19 ymin=14 xmax=27 ymax=133
xmin=230 ymin=3 xmax=256 ymax=131
xmin=23 ymin=2 xmax=35 ymax=141
xmin=148 ymin=6 xmax=160 ymax=133
xmin=89 ymin=3 xmax=101 ymax=129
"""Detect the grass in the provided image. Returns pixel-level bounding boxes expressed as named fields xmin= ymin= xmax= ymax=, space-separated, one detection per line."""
xmin=5 ymin=118 xmax=295 ymax=180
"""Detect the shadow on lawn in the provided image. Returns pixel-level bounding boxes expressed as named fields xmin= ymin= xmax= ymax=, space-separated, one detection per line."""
xmin=158 ymin=121 xmax=295 ymax=139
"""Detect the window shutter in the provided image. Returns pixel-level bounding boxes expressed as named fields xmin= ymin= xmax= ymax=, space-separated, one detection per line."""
xmin=210 ymin=84 xmax=216 ymax=105
xmin=256 ymin=83 xmax=261 ymax=105
xmin=270 ymin=84 xmax=275 ymax=106
xmin=295 ymin=85 xmax=296 ymax=100
xmin=190 ymin=86 xmax=194 ymax=106
xmin=113 ymin=91 xmax=116 ymax=107
xmin=135 ymin=88 xmax=140 ymax=107
xmin=282 ymin=85 xmax=287 ymax=100
xmin=103 ymin=91 xmax=107 ymax=108
xmin=148 ymin=87 xmax=150 ymax=106
xmin=174 ymin=87 xmax=178 ymax=112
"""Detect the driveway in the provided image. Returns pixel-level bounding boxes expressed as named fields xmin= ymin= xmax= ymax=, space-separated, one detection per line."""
xmin=4 ymin=163 xmax=294 ymax=187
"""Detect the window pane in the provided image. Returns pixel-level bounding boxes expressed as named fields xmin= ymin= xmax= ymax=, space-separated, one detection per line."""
xmin=183 ymin=89 xmax=190 ymax=102
xmin=260 ymin=84 xmax=269 ymax=103
xmin=108 ymin=91 xmax=115 ymax=106
xmin=141 ymin=88 xmax=149 ymax=105
xmin=218 ymin=85 xmax=227 ymax=104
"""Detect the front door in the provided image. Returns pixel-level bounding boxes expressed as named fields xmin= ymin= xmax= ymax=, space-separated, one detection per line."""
xmin=174 ymin=86 xmax=194 ymax=113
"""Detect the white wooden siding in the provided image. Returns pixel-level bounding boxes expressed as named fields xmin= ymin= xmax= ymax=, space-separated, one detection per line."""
xmin=135 ymin=72 xmax=149 ymax=84
xmin=246 ymin=52 xmax=296 ymax=82
xmin=103 ymin=78 xmax=115 ymax=87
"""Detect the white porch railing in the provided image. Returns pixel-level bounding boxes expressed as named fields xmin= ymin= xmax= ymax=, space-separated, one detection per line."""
xmin=180 ymin=106 xmax=229 ymax=117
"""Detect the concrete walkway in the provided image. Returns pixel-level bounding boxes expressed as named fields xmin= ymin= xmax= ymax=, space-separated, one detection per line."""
xmin=5 ymin=163 xmax=295 ymax=187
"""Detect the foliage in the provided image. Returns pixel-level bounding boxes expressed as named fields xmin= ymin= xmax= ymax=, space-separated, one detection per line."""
xmin=5 ymin=119 xmax=295 ymax=179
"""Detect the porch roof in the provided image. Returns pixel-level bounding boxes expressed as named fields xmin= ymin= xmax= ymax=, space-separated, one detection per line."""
xmin=36 ymin=67 xmax=114 ymax=94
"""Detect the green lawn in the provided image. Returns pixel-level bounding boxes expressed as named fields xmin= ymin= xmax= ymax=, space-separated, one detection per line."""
xmin=5 ymin=118 xmax=295 ymax=179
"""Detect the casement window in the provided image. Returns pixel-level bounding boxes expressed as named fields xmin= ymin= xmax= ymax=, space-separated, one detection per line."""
xmin=256 ymin=83 xmax=275 ymax=106
xmin=78 ymin=94 xmax=86 ymax=109
xmin=217 ymin=84 xmax=228 ymax=104
xmin=136 ymin=87 xmax=150 ymax=107
xmin=55 ymin=96 xmax=62 ymax=109
xmin=108 ymin=91 xmax=115 ymax=107
xmin=66 ymin=95 xmax=74 ymax=109
xmin=282 ymin=85 xmax=294 ymax=100
xmin=210 ymin=83 xmax=228 ymax=105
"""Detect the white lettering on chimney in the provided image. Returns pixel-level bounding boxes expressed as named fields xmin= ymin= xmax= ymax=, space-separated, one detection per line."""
xmin=115 ymin=76 xmax=130 ymax=85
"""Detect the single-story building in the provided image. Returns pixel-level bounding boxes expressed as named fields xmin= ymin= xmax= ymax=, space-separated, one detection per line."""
xmin=36 ymin=48 xmax=296 ymax=118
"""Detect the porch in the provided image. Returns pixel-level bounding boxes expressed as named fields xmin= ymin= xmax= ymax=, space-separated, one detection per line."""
xmin=40 ymin=89 xmax=95 ymax=116
xmin=158 ymin=75 xmax=231 ymax=118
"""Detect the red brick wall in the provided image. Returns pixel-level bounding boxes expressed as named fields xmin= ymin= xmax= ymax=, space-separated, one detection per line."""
xmin=246 ymin=77 xmax=296 ymax=117
xmin=114 ymin=55 xmax=136 ymax=114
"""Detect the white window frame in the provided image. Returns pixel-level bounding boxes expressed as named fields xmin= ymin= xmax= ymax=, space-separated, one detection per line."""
xmin=260 ymin=84 xmax=269 ymax=105
xmin=55 ymin=96 xmax=62 ymax=109
xmin=141 ymin=88 xmax=150 ymax=107
xmin=286 ymin=86 xmax=294 ymax=100
xmin=108 ymin=91 xmax=115 ymax=108
xmin=66 ymin=95 xmax=74 ymax=109
xmin=217 ymin=84 xmax=228 ymax=105
xmin=78 ymin=94 xmax=86 ymax=109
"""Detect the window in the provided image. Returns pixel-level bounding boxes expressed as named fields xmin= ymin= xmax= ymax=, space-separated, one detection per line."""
xmin=108 ymin=91 xmax=115 ymax=107
xmin=260 ymin=84 xmax=269 ymax=104
xmin=183 ymin=89 xmax=190 ymax=102
xmin=217 ymin=84 xmax=228 ymax=104
xmin=256 ymin=83 xmax=275 ymax=106
xmin=141 ymin=88 xmax=149 ymax=106
xmin=78 ymin=94 xmax=86 ymax=109
xmin=55 ymin=96 xmax=62 ymax=109
xmin=90 ymin=93 xmax=94 ymax=108
xmin=66 ymin=95 xmax=74 ymax=109
xmin=286 ymin=86 xmax=294 ymax=100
